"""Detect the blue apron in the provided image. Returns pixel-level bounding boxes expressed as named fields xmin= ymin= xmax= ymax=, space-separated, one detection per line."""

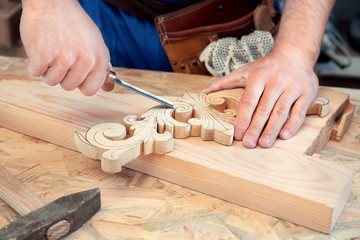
xmin=79 ymin=0 xmax=186 ymax=71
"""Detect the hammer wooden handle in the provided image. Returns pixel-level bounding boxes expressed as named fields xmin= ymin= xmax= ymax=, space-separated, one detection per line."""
xmin=0 ymin=165 xmax=99 ymax=240
xmin=0 ymin=165 xmax=45 ymax=216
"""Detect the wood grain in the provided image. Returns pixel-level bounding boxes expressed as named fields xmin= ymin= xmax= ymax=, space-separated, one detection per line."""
xmin=331 ymin=102 xmax=355 ymax=141
xmin=0 ymin=165 xmax=45 ymax=216
xmin=0 ymin=81 xmax=353 ymax=233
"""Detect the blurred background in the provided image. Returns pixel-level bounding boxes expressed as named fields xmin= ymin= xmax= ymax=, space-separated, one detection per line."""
xmin=315 ymin=0 xmax=360 ymax=88
xmin=0 ymin=0 xmax=359 ymax=87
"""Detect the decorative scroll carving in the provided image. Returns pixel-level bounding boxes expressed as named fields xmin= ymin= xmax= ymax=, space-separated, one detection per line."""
xmin=75 ymin=89 xmax=329 ymax=173
xmin=75 ymin=116 xmax=174 ymax=173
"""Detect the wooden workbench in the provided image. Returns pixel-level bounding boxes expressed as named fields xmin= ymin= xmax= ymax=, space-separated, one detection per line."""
xmin=0 ymin=56 xmax=359 ymax=239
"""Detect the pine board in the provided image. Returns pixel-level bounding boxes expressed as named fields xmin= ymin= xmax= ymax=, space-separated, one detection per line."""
xmin=0 ymin=81 xmax=353 ymax=233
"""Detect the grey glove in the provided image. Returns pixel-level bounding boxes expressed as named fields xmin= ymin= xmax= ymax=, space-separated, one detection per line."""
xmin=199 ymin=30 xmax=274 ymax=77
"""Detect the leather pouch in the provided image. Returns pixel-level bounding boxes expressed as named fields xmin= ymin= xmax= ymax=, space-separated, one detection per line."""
xmin=155 ymin=0 xmax=280 ymax=75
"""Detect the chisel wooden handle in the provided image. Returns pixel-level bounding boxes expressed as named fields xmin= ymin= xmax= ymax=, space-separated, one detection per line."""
xmin=0 ymin=165 xmax=45 ymax=216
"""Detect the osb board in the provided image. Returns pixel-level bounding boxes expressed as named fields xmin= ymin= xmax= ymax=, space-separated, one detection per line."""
xmin=1 ymin=126 xmax=360 ymax=240
xmin=0 ymin=81 xmax=353 ymax=233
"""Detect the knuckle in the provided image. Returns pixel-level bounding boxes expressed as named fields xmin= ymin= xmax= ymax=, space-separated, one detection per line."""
xmin=57 ymin=53 xmax=73 ymax=66
xmin=37 ymin=52 xmax=52 ymax=65
xmin=79 ymin=56 xmax=95 ymax=69
xmin=268 ymin=74 xmax=284 ymax=86
xmin=97 ymin=57 xmax=109 ymax=70
xmin=274 ymin=104 xmax=289 ymax=119
xmin=292 ymin=108 xmax=307 ymax=119
xmin=28 ymin=66 xmax=43 ymax=77
xmin=76 ymin=50 xmax=96 ymax=68
xmin=246 ymin=125 xmax=260 ymax=135
xmin=271 ymin=74 xmax=283 ymax=84
xmin=27 ymin=59 xmax=51 ymax=77
xmin=240 ymin=93 xmax=258 ymax=108
xmin=255 ymin=104 xmax=271 ymax=117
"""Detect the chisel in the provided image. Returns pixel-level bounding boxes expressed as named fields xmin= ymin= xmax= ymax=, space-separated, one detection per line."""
xmin=106 ymin=70 xmax=174 ymax=108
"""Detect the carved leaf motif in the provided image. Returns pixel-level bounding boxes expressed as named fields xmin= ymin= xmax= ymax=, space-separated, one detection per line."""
xmin=178 ymin=92 xmax=237 ymax=145
xmin=75 ymin=90 xmax=241 ymax=172
xmin=74 ymin=88 xmax=329 ymax=173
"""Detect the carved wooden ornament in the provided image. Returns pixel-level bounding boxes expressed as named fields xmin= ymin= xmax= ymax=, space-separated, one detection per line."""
xmin=75 ymin=89 xmax=328 ymax=173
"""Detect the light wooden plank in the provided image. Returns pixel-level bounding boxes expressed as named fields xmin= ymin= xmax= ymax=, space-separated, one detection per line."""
xmin=0 ymin=81 xmax=353 ymax=233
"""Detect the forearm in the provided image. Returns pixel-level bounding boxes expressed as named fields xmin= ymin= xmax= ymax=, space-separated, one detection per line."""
xmin=273 ymin=0 xmax=336 ymax=67
xmin=22 ymin=0 xmax=74 ymax=4
xmin=22 ymin=0 xmax=77 ymax=13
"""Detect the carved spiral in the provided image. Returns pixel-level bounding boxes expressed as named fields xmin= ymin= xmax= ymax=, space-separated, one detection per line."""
xmin=85 ymin=122 xmax=127 ymax=148
xmin=173 ymin=100 xmax=194 ymax=124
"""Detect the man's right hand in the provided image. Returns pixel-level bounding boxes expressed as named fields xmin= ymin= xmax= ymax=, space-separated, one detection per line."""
xmin=20 ymin=0 xmax=114 ymax=95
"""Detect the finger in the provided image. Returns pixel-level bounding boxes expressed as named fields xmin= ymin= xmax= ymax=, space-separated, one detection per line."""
xmin=59 ymin=67 xmax=88 ymax=91
xmin=203 ymin=70 xmax=248 ymax=94
xmin=60 ymin=54 xmax=106 ymax=92
xmin=59 ymin=55 xmax=93 ymax=91
xmin=78 ymin=66 xmax=108 ymax=96
xmin=233 ymin=75 xmax=265 ymax=142
xmin=42 ymin=63 xmax=69 ymax=87
xmin=27 ymin=56 xmax=49 ymax=77
xmin=279 ymin=95 xmax=313 ymax=140
xmin=40 ymin=51 xmax=76 ymax=86
xmin=257 ymin=90 xmax=301 ymax=148
xmin=242 ymin=83 xmax=285 ymax=148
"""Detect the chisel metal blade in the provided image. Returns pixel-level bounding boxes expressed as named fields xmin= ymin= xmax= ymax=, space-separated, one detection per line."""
xmin=107 ymin=71 xmax=174 ymax=108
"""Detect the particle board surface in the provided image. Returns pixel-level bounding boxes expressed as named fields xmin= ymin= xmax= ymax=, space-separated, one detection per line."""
xmin=0 ymin=81 xmax=353 ymax=233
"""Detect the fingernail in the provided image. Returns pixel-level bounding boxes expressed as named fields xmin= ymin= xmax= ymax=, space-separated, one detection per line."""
xmin=243 ymin=135 xmax=256 ymax=148
xmin=234 ymin=129 xmax=244 ymax=140
xmin=261 ymin=135 xmax=271 ymax=147
xmin=281 ymin=129 xmax=290 ymax=139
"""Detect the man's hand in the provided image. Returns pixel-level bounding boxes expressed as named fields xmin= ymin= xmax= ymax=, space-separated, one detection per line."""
xmin=20 ymin=0 xmax=114 ymax=96
xmin=204 ymin=0 xmax=335 ymax=148
xmin=204 ymin=48 xmax=318 ymax=148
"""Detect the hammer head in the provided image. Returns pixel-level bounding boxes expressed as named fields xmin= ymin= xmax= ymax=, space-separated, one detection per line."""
xmin=0 ymin=188 xmax=101 ymax=240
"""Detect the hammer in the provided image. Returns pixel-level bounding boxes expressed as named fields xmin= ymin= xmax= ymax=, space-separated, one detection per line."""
xmin=0 ymin=165 xmax=101 ymax=240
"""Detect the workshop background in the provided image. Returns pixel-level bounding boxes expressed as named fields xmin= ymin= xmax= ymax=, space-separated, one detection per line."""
xmin=0 ymin=0 xmax=359 ymax=87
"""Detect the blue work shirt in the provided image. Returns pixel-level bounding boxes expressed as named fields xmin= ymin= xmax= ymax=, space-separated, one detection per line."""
xmin=79 ymin=0 xmax=187 ymax=71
